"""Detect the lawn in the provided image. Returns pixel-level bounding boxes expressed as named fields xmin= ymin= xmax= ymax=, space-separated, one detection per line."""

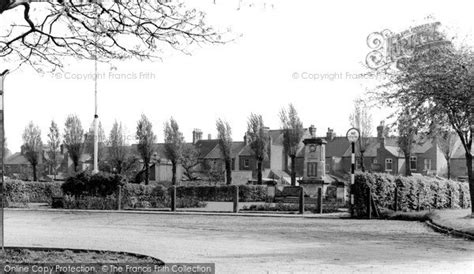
xmin=1 ymin=248 xmax=163 ymax=264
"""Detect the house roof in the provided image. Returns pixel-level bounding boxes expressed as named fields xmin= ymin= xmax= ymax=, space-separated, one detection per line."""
xmin=5 ymin=152 xmax=29 ymax=165
xmin=452 ymin=142 xmax=474 ymax=159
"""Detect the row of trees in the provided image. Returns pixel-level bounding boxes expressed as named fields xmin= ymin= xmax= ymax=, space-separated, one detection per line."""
xmin=20 ymin=104 xmax=306 ymax=186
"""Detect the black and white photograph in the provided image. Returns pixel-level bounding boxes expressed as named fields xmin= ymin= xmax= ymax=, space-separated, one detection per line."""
xmin=0 ymin=0 xmax=473 ymax=273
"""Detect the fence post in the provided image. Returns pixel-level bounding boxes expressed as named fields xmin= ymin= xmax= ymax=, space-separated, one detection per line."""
xmin=233 ymin=185 xmax=239 ymax=213
xmin=417 ymin=191 xmax=420 ymax=211
xmin=460 ymin=186 xmax=464 ymax=208
xmin=171 ymin=185 xmax=177 ymax=212
xmin=318 ymin=188 xmax=323 ymax=214
xmin=448 ymin=188 xmax=452 ymax=208
xmin=117 ymin=185 xmax=122 ymax=211
xmin=299 ymin=186 xmax=305 ymax=214
xmin=367 ymin=187 xmax=372 ymax=219
xmin=394 ymin=187 xmax=398 ymax=212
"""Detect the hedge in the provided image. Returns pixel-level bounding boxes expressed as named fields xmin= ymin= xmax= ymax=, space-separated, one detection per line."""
xmin=4 ymin=180 xmax=63 ymax=205
xmin=353 ymin=172 xmax=471 ymax=218
xmin=4 ymin=176 xmax=266 ymax=209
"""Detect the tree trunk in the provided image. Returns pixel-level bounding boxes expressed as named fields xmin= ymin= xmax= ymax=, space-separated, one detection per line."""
xmin=144 ymin=160 xmax=149 ymax=185
xmin=466 ymin=152 xmax=473 ymax=215
xmin=447 ymin=160 xmax=451 ymax=180
xmin=172 ymin=161 xmax=177 ymax=186
xmin=290 ymin=155 xmax=296 ymax=186
xmin=225 ymin=159 xmax=232 ymax=185
xmin=360 ymin=151 xmax=366 ymax=172
xmin=32 ymin=164 xmax=37 ymax=181
xmin=405 ymin=155 xmax=411 ymax=176
xmin=257 ymin=159 xmax=263 ymax=185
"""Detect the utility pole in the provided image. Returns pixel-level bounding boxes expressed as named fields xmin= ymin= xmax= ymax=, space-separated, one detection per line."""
xmin=92 ymin=4 xmax=99 ymax=174
xmin=0 ymin=69 xmax=9 ymax=252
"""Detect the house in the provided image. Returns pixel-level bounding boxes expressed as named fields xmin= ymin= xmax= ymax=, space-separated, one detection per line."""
xmin=293 ymin=123 xmax=456 ymax=178
xmin=450 ymin=143 xmax=474 ymax=180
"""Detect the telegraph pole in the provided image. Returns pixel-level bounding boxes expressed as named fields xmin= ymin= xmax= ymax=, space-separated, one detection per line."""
xmin=92 ymin=4 xmax=99 ymax=174
xmin=0 ymin=69 xmax=9 ymax=252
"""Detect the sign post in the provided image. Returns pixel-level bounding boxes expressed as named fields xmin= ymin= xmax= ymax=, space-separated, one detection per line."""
xmin=346 ymin=128 xmax=360 ymax=216
xmin=0 ymin=69 xmax=9 ymax=252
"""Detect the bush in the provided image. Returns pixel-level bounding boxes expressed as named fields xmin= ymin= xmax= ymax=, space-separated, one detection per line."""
xmin=63 ymin=195 xmax=118 ymax=210
xmin=4 ymin=180 xmax=63 ymax=205
xmin=62 ymin=172 xmax=125 ymax=197
xmin=353 ymin=172 xmax=471 ymax=218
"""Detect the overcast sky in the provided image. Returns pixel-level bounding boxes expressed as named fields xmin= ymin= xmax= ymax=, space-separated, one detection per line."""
xmin=1 ymin=0 xmax=473 ymax=152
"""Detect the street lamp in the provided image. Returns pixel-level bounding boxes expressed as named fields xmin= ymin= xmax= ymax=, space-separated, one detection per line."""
xmin=0 ymin=69 xmax=9 ymax=252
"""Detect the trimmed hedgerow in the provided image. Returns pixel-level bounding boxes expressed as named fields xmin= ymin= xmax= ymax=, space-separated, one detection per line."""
xmin=62 ymin=172 xmax=125 ymax=197
xmin=4 ymin=180 xmax=63 ymax=205
xmin=353 ymin=172 xmax=470 ymax=217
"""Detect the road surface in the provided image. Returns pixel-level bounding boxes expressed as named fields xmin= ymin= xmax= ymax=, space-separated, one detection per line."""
xmin=4 ymin=210 xmax=474 ymax=273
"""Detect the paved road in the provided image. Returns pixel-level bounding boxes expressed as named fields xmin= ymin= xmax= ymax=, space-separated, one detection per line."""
xmin=4 ymin=210 xmax=474 ymax=273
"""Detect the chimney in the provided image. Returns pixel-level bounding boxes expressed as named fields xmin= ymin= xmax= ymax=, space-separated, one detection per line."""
xmin=208 ymin=133 xmax=212 ymax=140
xmin=60 ymin=144 xmax=64 ymax=154
xmin=192 ymin=129 xmax=202 ymax=144
xmin=377 ymin=121 xmax=385 ymax=148
xmin=244 ymin=133 xmax=249 ymax=146
xmin=309 ymin=125 xmax=316 ymax=137
xmin=326 ymin=128 xmax=335 ymax=141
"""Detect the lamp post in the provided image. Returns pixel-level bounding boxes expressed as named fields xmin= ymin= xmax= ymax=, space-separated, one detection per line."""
xmin=346 ymin=127 xmax=360 ymax=216
xmin=0 ymin=69 xmax=9 ymax=252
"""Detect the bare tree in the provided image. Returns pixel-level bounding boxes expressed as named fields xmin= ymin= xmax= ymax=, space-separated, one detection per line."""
xmin=247 ymin=113 xmax=268 ymax=185
xmin=22 ymin=121 xmax=42 ymax=181
xmin=47 ymin=120 xmax=60 ymax=179
xmin=216 ymin=118 xmax=232 ymax=185
xmin=0 ymin=0 xmax=222 ymax=71
xmin=349 ymin=98 xmax=373 ymax=172
xmin=107 ymin=120 xmax=129 ymax=174
xmin=136 ymin=114 xmax=156 ymax=185
xmin=63 ymin=114 xmax=84 ymax=172
xmin=181 ymin=145 xmax=200 ymax=181
xmin=280 ymin=104 xmax=304 ymax=186
xmin=164 ymin=117 xmax=184 ymax=186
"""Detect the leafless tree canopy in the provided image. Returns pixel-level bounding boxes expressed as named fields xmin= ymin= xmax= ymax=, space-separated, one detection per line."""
xmin=0 ymin=0 xmax=222 ymax=71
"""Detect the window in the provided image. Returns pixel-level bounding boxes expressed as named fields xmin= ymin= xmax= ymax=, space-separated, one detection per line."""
xmin=385 ymin=158 xmax=393 ymax=171
xmin=243 ymin=159 xmax=250 ymax=169
xmin=307 ymin=162 xmax=317 ymax=177
xmin=424 ymin=159 xmax=432 ymax=171
xmin=410 ymin=156 xmax=417 ymax=171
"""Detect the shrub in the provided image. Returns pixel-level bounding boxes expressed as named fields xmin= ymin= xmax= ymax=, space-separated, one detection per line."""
xmin=4 ymin=180 xmax=63 ymax=205
xmin=62 ymin=172 xmax=125 ymax=197
xmin=353 ymin=172 xmax=470 ymax=218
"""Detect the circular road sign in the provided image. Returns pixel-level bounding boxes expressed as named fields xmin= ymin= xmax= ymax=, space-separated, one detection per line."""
xmin=346 ymin=128 xmax=360 ymax=143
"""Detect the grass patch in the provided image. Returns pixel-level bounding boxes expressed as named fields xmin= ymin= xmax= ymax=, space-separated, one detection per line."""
xmin=379 ymin=209 xmax=439 ymax=222
xmin=1 ymin=248 xmax=162 ymax=264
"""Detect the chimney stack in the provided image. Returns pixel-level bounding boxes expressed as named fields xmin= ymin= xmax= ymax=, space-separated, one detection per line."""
xmin=192 ymin=129 xmax=202 ymax=144
xmin=309 ymin=125 xmax=316 ymax=137
xmin=377 ymin=121 xmax=385 ymax=148
xmin=208 ymin=133 xmax=212 ymax=140
xmin=326 ymin=128 xmax=335 ymax=141
xmin=244 ymin=133 xmax=249 ymax=146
